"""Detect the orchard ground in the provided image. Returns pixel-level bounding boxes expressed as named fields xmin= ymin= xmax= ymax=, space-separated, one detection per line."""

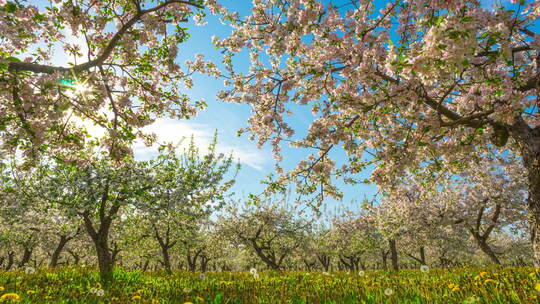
xmin=0 ymin=266 xmax=539 ymax=303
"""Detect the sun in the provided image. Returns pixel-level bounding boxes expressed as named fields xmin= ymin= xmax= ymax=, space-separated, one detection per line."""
xmin=73 ymin=82 xmax=91 ymax=95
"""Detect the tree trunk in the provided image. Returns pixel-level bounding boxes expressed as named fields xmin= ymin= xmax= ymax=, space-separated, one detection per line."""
xmin=4 ymin=251 xmax=14 ymax=270
xmin=316 ymin=253 xmax=331 ymax=271
xmin=526 ymin=157 xmax=540 ymax=266
xmin=18 ymin=246 xmax=33 ymax=268
xmin=381 ymin=249 xmax=389 ymax=270
xmin=250 ymin=240 xmax=280 ymax=270
xmin=389 ymin=239 xmax=398 ymax=270
xmin=200 ymin=255 xmax=210 ymax=272
xmin=472 ymin=233 xmax=501 ymax=265
xmin=510 ymin=118 xmax=540 ymax=266
xmin=161 ymin=246 xmax=172 ymax=273
xmin=95 ymin=238 xmax=114 ymax=284
xmin=419 ymin=246 xmax=426 ymax=265
xmin=67 ymin=250 xmax=80 ymax=265
xmin=186 ymin=248 xmax=203 ymax=272
xmin=50 ymin=235 xmax=70 ymax=267
xmin=143 ymin=259 xmax=150 ymax=271
xmin=83 ymin=212 xmax=115 ymax=286
xmin=110 ymin=243 xmax=121 ymax=266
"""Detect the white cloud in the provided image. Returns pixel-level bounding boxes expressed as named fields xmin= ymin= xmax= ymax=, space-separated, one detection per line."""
xmin=133 ymin=118 xmax=268 ymax=170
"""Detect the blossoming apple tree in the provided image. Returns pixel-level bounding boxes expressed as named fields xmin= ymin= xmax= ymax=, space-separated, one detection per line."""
xmin=0 ymin=0 xmax=212 ymax=160
xmin=213 ymin=0 xmax=540 ymax=264
xmin=138 ymin=134 xmax=238 ymax=273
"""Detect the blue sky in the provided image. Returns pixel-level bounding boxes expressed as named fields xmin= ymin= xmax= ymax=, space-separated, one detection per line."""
xmin=156 ymin=0 xmax=379 ymax=211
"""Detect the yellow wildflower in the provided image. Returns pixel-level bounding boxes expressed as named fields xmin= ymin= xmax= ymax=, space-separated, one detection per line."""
xmin=136 ymin=289 xmax=144 ymax=294
xmin=474 ymin=275 xmax=481 ymax=280
xmin=451 ymin=286 xmax=460 ymax=292
xmin=479 ymin=271 xmax=488 ymax=278
xmin=111 ymin=297 xmax=119 ymax=301
xmin=0 ymin=293 xmax=20 ymax=301
xmin=530 ymin=272 xmax=537 ymax=278
xmin=195 ymin=296 xmax=204 ymax=302
xmin=96 ymin=282 xmax=102 ymax=289
xmin=184 ymin=302 xmax=194 ymax=304
xmin=132 ymin=295 xmax=142 ymax=300
xmin=26 ymin=290 xmax=36 ymax=295
xmin=535 ymin=283 xmax=540 ymax=291
xmin=152 ymin=300 xmax=159 ymax=304
xmin=0 ymin=287 xmax=3 ymax=292
xmin=484 ymin=279 xmax=497 ymax=284
xmin=448 ymin=283 xmax=456 ymax=289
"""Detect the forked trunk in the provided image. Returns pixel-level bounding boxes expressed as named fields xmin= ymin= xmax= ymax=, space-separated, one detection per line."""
xmin=472 ymin=233 xmax=501 ymax=265
xmin=83 ymin=212 xmax=115 ymax=286
xmin=389 ymin=239 xmax=398 ymax=270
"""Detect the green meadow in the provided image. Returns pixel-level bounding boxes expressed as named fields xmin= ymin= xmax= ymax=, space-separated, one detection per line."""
xmin=0 ymin=267 xmax=538 ymax=303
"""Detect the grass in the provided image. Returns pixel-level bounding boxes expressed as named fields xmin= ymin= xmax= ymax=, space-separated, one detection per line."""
xmin=0 ymin=266 xmax=538 ymax=303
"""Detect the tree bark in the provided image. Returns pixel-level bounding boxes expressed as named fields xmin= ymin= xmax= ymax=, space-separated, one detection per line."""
xmin=472 ymin=233 xmax=501 ymax=265
xmin=316 ymin=253 xmax=331 ymax=271
xmin=381 ymin=249 xmax=389 ymax=270
xmin=186 ymin=248 xmax=203 ymax=272
xmin=83 ymin=209 xmax=116 ymax=286
xmin=419 ymin=246 xmax=426 ymax=265
xmin=94 ymin=237 xmax=114 ymax=284
xmin=67 ymin=250 xmax=80 ymax=265
xmin=407 ymin=247 xmax=427 ymax=265
xmin=4 ymin=251 xmax=14 ymax=270
xmin=153 ymin=223 xmax=176 ymax=273
xmin=50 ymin=235 xmax=71 ymax=267
xmin=510 ymin=117 xmax=540 ymax=266
xmin=200 ymin=254 xmax=210 ymax=272
xmin=389 ymin=239 xmax=399 ymax=270
xmin=18 ymin=246 xmax=33 ymax=268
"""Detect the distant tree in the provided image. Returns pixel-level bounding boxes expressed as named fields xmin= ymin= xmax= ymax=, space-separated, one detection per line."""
xmin=218 ymin=199 xmax=310 ymax=270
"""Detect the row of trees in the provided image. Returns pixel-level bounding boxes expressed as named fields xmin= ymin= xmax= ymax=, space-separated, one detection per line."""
xmin=0 ymin=191 xmax=531 ymax=275
xmin=0 ymin=142 xmax=532 ymax=280
xmin=0 ymin=134 xmax=238 ymax=283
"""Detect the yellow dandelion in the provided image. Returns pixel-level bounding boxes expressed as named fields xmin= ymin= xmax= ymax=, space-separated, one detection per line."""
xmin=484 ymin=279 xmax=497 ymax=284
xmin=451 ymin=286 xmax=460 ymax=292
xmin=26 ymin=290 xmax=36 ymax=295
xmin=479 ymin=271 xmax=488 ymax=278
xmin=136 ymin=289 xmax=144 ymax=294
xmin=132 ymin=295 xmax=142 ymax=300
xmin=152 ymin=300 xmax=159 ymax=304
xmin=183 ymin=302 xmax=194 ymax=304
xmin=535 ymin=282 xmax=540 ymax=291
xmin=474 ymin=275 xmax=481 ymax=280
xmin=448 ymin=283 xmax=456 ymax=289
xmin=0 ymin=293 xmax=20 ymax=301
